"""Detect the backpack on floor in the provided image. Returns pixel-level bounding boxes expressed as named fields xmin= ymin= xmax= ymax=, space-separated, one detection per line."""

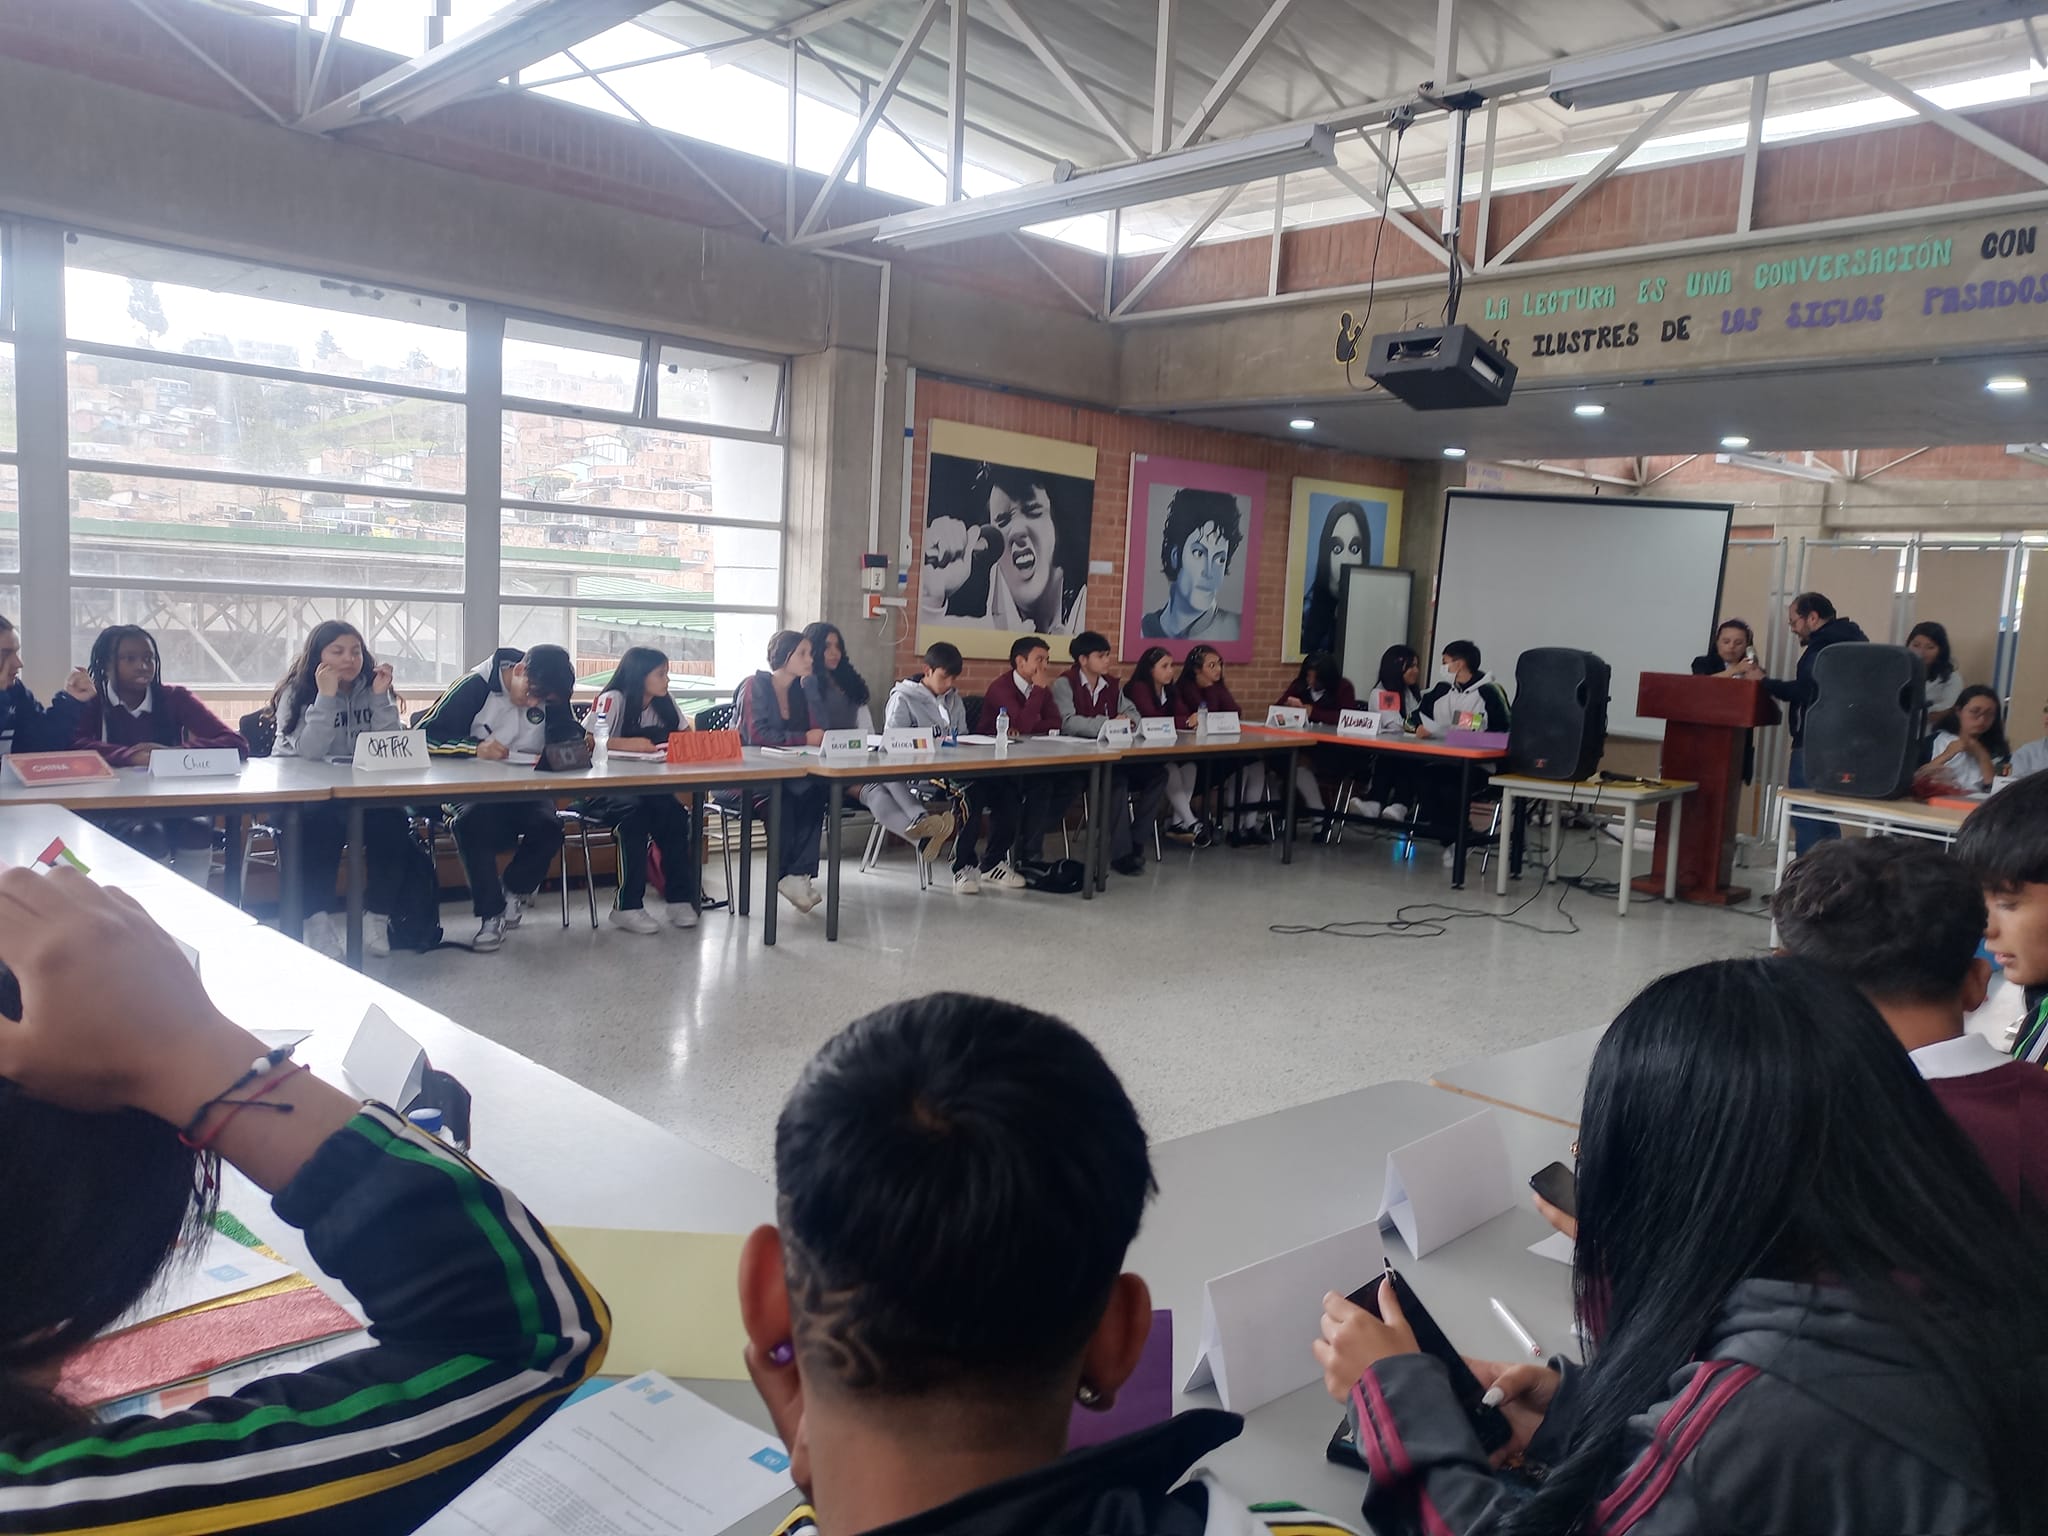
xmin=386 ymin=825 xmax=447 ymax=952
xmin=1017 ymin=857 xmax=1087 ymax=895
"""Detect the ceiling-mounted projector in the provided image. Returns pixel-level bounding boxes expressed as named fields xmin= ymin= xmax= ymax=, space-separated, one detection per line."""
xmin=1367 ymin=324 xmax=1518 ymax=410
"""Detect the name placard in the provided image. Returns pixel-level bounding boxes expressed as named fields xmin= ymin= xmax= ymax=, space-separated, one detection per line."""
xmin=1338 ymin=708 xmax=1382 ymax=739
xmin=882 ymin=727 xmax=936 ymax=753
xmin=4 ymin=751 xmax=116 ymax=786
xmin=1138 ymin=717 xmax=1177 ymax=744
xmin=352 ymin=729 xmax=429 ymax=772
xmin=1198 ymin=710 xmax=1241 ymax=738
xmin=1099 ymin=718 xmax=1135 ymax=748
xmin=820 ymin=730 xmax=869 ymax=761
xmin=1266 ymin=705 xmax=1308 ymax=729
xmin=148 ymin=747 xmax=243 ymax=778
xmin=1375 ymin=690 xmax=1405 ymax=715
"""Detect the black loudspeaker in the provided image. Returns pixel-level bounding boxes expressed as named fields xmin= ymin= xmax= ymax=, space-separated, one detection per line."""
xmin=1803 ymin=644 xmax=1926 ymax=799
xmin=1508 ymin=648 xmax=1611 ymax=781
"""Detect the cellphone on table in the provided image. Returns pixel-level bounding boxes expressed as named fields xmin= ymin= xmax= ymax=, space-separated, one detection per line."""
xmin=1325 ymin=1261 xmax=1514 ymax=1468
xmin=1529 ymin=1161 xmax=1578 ymax=1220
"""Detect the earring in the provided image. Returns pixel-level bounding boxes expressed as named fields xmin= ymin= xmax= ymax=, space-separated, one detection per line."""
xmin=1075 ymin=1382 xmax=1103 ymax=1408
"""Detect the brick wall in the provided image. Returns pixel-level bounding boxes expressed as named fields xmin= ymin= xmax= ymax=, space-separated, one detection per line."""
xmin=892 ymin=379 xmax=1409 ymax=704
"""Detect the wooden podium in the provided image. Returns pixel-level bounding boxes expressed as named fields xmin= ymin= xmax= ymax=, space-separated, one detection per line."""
xmin=1636 ymin=673 xmax=1780 ymax=903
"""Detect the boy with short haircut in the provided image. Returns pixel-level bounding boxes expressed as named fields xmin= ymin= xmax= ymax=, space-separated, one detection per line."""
xmin=952 ymin=636 xmax=1071 ymax=894
xmin=1954 ymin=769 xmax=2048 ymax=1063
xmin=883 ymin=641 xmax=969 ymax=737
xmin=1053 ymin=631 xmax=1161 ymax=877
xmin=740 ymin=992 xmax=1345 ymax=1536
xmin=419 ymin=644 xmax=581 ymax=951
xmin=1772 ymin=836 xmax=2048 ymax=1207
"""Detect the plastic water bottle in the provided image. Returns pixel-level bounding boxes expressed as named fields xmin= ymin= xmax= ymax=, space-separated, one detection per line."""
xmin=591 ymin=695 xmax=612 ymax=765
xmin=1197 ymin=702 xmax=1209 ymax=735
xmin=995 ymin=706 xmax=1010 ymax=750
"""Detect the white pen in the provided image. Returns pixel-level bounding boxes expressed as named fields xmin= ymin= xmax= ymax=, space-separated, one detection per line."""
xmin=1491 ymin=1297 xmax=1544 ymax=1361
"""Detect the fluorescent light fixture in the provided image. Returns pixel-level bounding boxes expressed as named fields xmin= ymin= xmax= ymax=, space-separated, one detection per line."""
xmin=1442 ymin=447 xmax=1468 ymax=458
xmin=1720 ymin=434 xmax=1751 ymax=448
xmin=1549 ymin=0 xmax=2048 ymax=109
xmin=872 ymin=124 xmax=1338 ymax=251
xmin=1988 ymin=375 xmax=2030 ymax=393
xmin=1289 ymin=418 xmax=1317 ymax=431
xmin=1574 ymin=403 xmax=1607 ymax=417
xmin=1715 ymin=451 xmax=1839 ymax=483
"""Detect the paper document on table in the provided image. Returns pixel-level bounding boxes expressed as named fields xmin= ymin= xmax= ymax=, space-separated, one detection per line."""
xmin=1529 ymin=1230 xmax=1575 ymax=1266
xmin=958 ymin=733 xmax=998 ymax=745
xmin=604 ymin=748 xmax=668 ymax=760
xmin=418 ymin=1372 xmax=794 ymax=1536
xmin=111 ymin=1229 xmax=297 ymax=1333
xmin=504 ymin=751 xmax=541 ymax=766
xmin=553 ymin=1229 xmax=748 ymax=1381
xmin=1375 ymin=1109 xmax=1515 ymax=1258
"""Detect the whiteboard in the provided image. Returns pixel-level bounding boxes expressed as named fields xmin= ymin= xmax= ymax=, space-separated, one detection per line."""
xmin=1429 ymin=491 xmax=1732 ymax=739
xmin=1337 ymin=565 xmax=1412 ymax=693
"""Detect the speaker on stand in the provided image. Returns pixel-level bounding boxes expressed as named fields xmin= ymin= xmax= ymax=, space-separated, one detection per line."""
xmin=1802 ymin=644 xmax=1926 ymax=799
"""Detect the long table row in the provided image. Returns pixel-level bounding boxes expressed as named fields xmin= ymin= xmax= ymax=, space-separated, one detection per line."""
xmin=0 ymin=725 xmax=1514 ymax=959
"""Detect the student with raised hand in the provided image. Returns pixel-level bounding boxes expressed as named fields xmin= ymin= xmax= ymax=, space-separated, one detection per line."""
xmin=579 ymin=645 xmax=700 ymax=935
xmin=271 ymin=619 xmax=416 ymax=960
xmin=737 ymin=629 xmax=831 ymax=914
xmin=1126 ymin=645 xmax=1202 ymax=844
xmin=1177 ymin=644 xmax=1264 ymax=847
xmin=1916 ymin=684 xmax=2008 ymax=795
xmin=1054 ymin=631 xmax=1161 ymax=878
xmin=740 ymin=992 xmax=1349 ymax=1536
xmin=1314 ymin=956 xmax=2048 ymax=1536
xmin=0 ymin=866 xmax=607 ymax=1534
xmin=1954 ymin=769 xmax=2048 ymax=1064
xmin=1772 ymin=837 xmax=2048 ymax=1209
xmin=1353 ymin=644 xmax=1423 ymax=825
xmin=0 ymin=613 xmax=93 ymax=757
xmin=418 ymin=642 xmax=580 ymax=951
xmin=803 ymin=622 xmax=955 ymax=867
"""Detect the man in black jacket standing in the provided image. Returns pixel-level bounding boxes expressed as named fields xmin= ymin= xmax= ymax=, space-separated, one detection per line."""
xmin=1729 ymin=592 xmax=1868 ymax=855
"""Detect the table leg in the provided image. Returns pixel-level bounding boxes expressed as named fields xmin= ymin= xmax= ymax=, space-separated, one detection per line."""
xmin=738 ymin=790 xmax=753 ymax=917
xmin=223 ymin=811 xmax=243 ymax=906
xmin=1619 ymin=804 xmax=1638 ymax=918
xmin=826 ymin=779 xmax=843 ymax=942
xmin=1282 ymin=747 xmax=1299 ymax=865
xmin=763 ymin=783 xmax=781 ymax=947
xmin=1451 ymin=759 xmax=1472 ymax=889
xmin=1496 ymin=788 xmax=1513 ymax=897
xmin=1664 ymin=797 xmax=1683 ymax=903
xmin=344 ymin=802 xmax=366 ymax=969
xmin=1769 ymin=797 xmax=1794 ymax=945
xmin=279 ymin=802 xmax=303 ymax=939
xmin=1094 ymin=758 xmax=1111 ymax=894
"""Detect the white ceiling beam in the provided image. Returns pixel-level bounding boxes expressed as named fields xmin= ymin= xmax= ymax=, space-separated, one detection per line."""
xmin=1324 ymin=163 xmax=1453 ymax=267
xmin=982 ymin=0 xmax=1142 ymax=161
xmin=945 ymin=0 xmax=968 ymax=202
xmin=1434 ymin=0 xmax=1459 ymax=88
xmin=306 ymin=0 xmax=352 ymax=111
xmin=1487 ymin=88 xmax=1694 ymax=268
xmin=796 ymin=0 xmax=946 ymax=239
xmin=296 ymin=0 xmax=653 ymax=133
xmin=127 ymin=0 xmax=289 ymax=127
xmin=1268 ymin=171 xmax=1287 ymax=296
xmin=1172 ymin=0 xmax=1300 ymax=151
xmin=1736 ymin=73 xmax=1767 ymax=234
xmin=1474 ymin=98 xmax=1498 ymax=264
xmin=1007 ymin=234 xmax=1100 ymax=318
xmin=1833 ymin=54 xmax=2048 ymax=187
xmin=1112 ymin=184 xmax=1240 ymax=316
xmin=700 ymin=0 xmax=899 ymax=66
xmin=1153 ymin=0 xmax=1179 ymax=156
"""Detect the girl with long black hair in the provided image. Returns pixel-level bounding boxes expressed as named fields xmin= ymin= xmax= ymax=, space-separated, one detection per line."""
xmin=1917 ymin=683 xmax=2010 ymax=795
xmin=1315 ymin=956 xmax=2048 ymax=1535
xmin=1909 ymin=620 xmax=1965 ymax=716
xmin=581 ymin=645 xmax=699 ymax=934
xmin=800 ymin=622 xmax=954 ymax=863
xmin=1353 ymin=644 xmax=1423 ymax=824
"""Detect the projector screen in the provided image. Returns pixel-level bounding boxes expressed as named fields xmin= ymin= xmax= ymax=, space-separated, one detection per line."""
xmin=1430 ymin=491 xmax=1733 ymax=739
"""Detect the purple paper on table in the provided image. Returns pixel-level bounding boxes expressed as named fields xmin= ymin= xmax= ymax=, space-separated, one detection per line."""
xmin=1446 ymin=730 xmax=1511 ymax=751
xmin=1066 ymin=1310 xmax=1174 ymax=1450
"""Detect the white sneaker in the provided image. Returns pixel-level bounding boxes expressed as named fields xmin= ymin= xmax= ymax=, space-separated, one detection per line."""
xmin=502 ymin=892 xmax=531 ymax=929
xmin=668 ymin=901 xmax=700 ymax=930
xmin=982 ymin=860 xmax=1031 ymax=891
xmin=1353 ymin=799 xmax=1383 ymax=821
xmin=1383 ymin=803 xmax=1411 ymax=823
xmin=802 ymin=875 xmax=821 ymax=907
xmin=474 ymin=913 xmax=508 ymax=952
xmin=953 ymin=866 xmax=981 ymax=895
xmin=779 ymin=874 xmax=820 ymax=912
xmin=1442 ymin=845 xmax=1459 ymax=868
xmin=609 ymin=906 xmax=661 ymax=935
xmin=363 ymin=912 xmax=391 ymax=958
xmin=300 ymin=911 xmax=344 ymax=960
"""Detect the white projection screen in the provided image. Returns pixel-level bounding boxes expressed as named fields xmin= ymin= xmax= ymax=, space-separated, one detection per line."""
xmin=1429 ymin=491 xmax=1733 ymax=739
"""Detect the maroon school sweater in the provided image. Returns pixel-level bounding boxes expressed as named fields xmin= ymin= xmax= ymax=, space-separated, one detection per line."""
xmin=978 ymin=671 xmax=1060 ymax=736
xmin=1175 ymin=677 xmax=1240 ymax=725
xmin=76 ymin=686 xmax=248 ymax=767
xmin=1928 ymin=1063 xmax=2048 ymax=1210
xmin=1276 ymin=678 xmax=1359 ymax=726
xmin=1060 ymin=663 xmax=1124 ymax=719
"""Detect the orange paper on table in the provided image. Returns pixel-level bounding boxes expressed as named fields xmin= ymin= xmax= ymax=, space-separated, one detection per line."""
xmin=668 ymin=729 xmax=741 ymax=764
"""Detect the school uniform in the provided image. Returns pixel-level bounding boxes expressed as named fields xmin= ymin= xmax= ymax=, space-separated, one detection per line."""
xmin=274 ymin=675 xmax=416 ymax=919
xmin=1911 ymin=1032 xmax=2048 ymax=1210
xmin=1054 ymin=663 xmax=1163 ymax=864
xmin=1128 ymin=676 xmax=1200 ymax=830
xmin=1273 ymin=677 xmax=1358 ymax=818
xmin=1177 ymin=676 xmax=1263 ymax=834
xmin=1364 ymin=683 xmax=1426 ymax=812
xmin=735 ymin=670 xmax=828 ymax=881
xmin=418 ymin=649 xmax=576 ymax=919
xmin=957 ymin=669 xmax=1073 ymax=874
xmin=0 ymin=678 xmax=83 ymax=757
xmin=581 ymin=689 xmax=699 ymax=912
xmin=75 ymin=682 xmax=248 ymax=863
xmin=1924 ymin=731 xmax=1993 ymax=794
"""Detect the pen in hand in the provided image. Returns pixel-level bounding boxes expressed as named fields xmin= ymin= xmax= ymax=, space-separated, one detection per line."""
xmin=1491 ymin=1297 xmax=1544 ymax=1361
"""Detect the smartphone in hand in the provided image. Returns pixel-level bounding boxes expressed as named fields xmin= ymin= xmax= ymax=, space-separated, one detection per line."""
xmin=1529 ymin=1161 xmax=1578 ymax=1219
xmin=1326 ymin=1263 xmax=1513 ymax=1464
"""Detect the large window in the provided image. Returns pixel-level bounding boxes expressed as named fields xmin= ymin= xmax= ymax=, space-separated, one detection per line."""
xmin=0 ymin=224 xmax=786 ymax=712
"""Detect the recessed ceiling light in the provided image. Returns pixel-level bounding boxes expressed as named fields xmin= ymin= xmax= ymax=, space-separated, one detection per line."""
xmin=1289 ymin=417 xmax=1316 ymax=430
xmin=1574 ymin=403 xmax=1607 ymax=417
xmin=1442 ymin=446 xmax=1467 ymax=458
xmin=1988 ymin=376 xmax=2029 ymax=394
xmin=1721 ymin=435 xmax=1751 ymax=448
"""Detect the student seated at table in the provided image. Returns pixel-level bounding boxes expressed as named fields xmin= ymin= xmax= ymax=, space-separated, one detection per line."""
xmin=1274 ymin=650 xmax=1356 ymax=838
xmin=1352 ymin=644 xmax=1424 ymax=826
xmin=75 ymin=624 xmax=248 ymax=884
xmin=0 ymin=612 xmax=93 ymax=757
xmin=736 ymin=629 xmax=832 ymax=914
xmin=1054 ymin=631 xmax=1161 ymax=878
xmin=802 ymin=622 xmax=954 ymax=866
xmin=0 ymin=867 xmax=606 ymax=1533
xmin=1916 ymin=685 xmax=2008 ymax=796
xmin=1313 ymin=955 xmax=2048 ymax=1536
xmin=419 ymin=643 xmax=579 ymax=951
xmin=1178 ymin=644 xmax=1266 ymax=847
xmin=740 ymin=992 xmax=1348 ymax=1536
xmin=884 ymin=641 xmax=970 ymax=737
xmin=271 ymin=619 xmax=418 ymax=960
xmin=1411 ymin=640 xmax=1512 ymax=866
xmin=1127 ymin=645 xmax=1202 ymax=845
xmin=1909 ymin=620 xmax=1966 ymax=718
xmin=2011 ymin=698 xmax=2048 ymax=780
xmin=578 ymin=645 xmax=700 ymax=936
xmin=1773 ymin=837 xmax=2048 ymax=1209
xmin=1955 ymin=770 xmax=2048 ymax=1065
xmin=952 ymin=635 xmax=1070 ymax=895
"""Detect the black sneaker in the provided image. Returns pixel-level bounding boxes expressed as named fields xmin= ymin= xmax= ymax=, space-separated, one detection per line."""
xmin=1112 ymin=854 xmax=1146 ymax=876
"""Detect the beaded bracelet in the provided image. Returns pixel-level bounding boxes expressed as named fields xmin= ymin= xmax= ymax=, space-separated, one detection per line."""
xmin=177 ymin=1045 xmax=300 ymax=1149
